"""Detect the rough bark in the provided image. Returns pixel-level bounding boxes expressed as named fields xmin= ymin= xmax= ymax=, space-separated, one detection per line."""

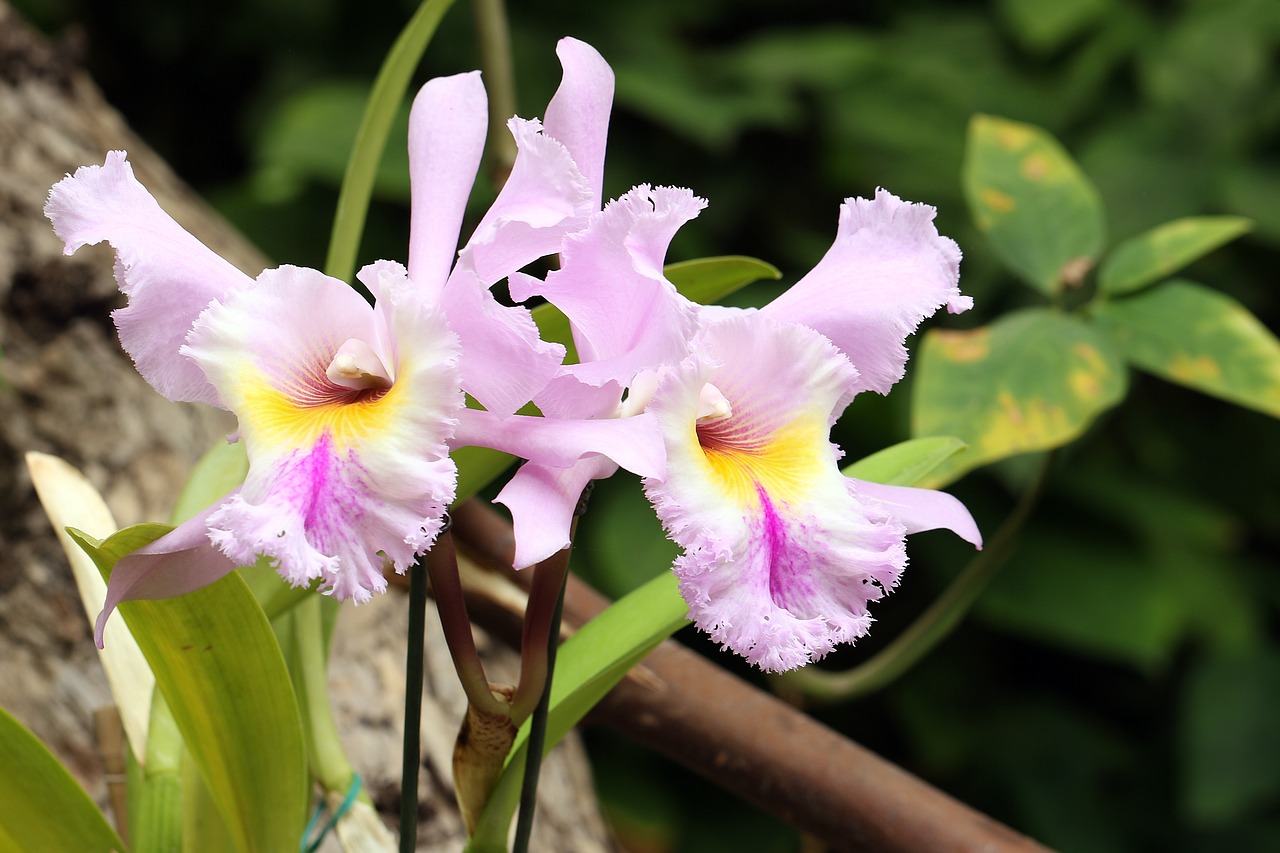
xmin=0 ymin=4 xmax=612 ymax=850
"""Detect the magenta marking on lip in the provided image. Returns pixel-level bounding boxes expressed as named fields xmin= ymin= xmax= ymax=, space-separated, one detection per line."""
xmin=755 ymin=481 xmax=813 ymax=610
xmin=272 ymin=431 xmax=367 ymax=554
xmin=298 ymin=432 xmax=334 ymax=532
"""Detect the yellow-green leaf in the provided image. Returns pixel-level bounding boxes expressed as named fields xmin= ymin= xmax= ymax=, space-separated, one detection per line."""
xmin=325 ymin=0 xmax=457 ymax=283
xmin=67 ymin=528 xmax=309 ymax=853
xmin=1098 ymin=216 xmax=1252 ymax=296
xmin=840 ymin=436 xmax=968 ymax=486
xmin=0 ymin=706 xmax=127 ymax=853
xmin=1093 ymin=279 xmax=1280 ymax=418
xmin=663 ymin=255 xmax=781 ymax=304
xmin=964 ymin=114 xmax=1106 ymax=294
xmin=912 ymin=308 xmax=1127 ymax=486
xmin=171 ymin=441 xmax=248 ymax=526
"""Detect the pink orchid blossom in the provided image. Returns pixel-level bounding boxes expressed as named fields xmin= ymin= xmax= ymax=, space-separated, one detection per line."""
xmin=513 ymin=180 xmax=980 ymax=670
xmin=644 ymin=190 xmax=980 ymax=671
xmin=46 ymin=39 xmax=659 ymax=646
xmin=486 ymin=36 xmax=706 ymax=570
xmin=497 ymin=185 xmax=704 ymax=567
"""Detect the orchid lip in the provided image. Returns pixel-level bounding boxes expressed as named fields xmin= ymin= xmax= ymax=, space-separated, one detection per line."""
xmin=326 ymin=338 xmax=394 ymax=391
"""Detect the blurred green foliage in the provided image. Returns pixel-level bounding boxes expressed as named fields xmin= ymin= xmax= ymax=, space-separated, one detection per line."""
xmin=16 ymin=0 xmax=1280 ymax=849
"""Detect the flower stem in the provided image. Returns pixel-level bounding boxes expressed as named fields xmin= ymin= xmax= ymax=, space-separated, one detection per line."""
xmin=510 ymin=484 xmax=590 ymax=851
xmin=508 ymin=547 xmax=571 ymax=724
xmin=780 ymin=453 xmax=1056 ymax=702
xmin=425 ymin=525 xmax=509 ymax=718
xmin=511 ymin=567 xmax=568 ymax=853
xmin=399 ymin=556 xmax=429 ymax=853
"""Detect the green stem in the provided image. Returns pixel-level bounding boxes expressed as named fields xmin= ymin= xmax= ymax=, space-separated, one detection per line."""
xmin=399 ymin=558 xmax=429 ymax=853
xmin=471 ymin=0 xmax=518 ymax=183
xmin=510 ymin=484 xmax=589 ymax=852
xmin=292 ymin=596 xmax=356 ymax=794
xmin=130 ymin=689 xmax=184 ymax=853
xmin=511 ymin=569 xmax=568 ymax=853
xmin=325 ymin=0 xmax=458 ymax=283
xmin=426 ymin=528 xmax=510 ymax=718
xmin=781 ymin=454 xmax=1056 ymax=702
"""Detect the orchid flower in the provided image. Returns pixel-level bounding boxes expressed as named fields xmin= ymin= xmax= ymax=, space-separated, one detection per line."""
xmin=487 ymin=39 xmax=702 ymax=570
xmin=46 ymin=39 xmax=661 ymax=646
xmin=647 ymin=190 xmax=981 ymax=671
xmin=518 ymin=183 xmax=982 ymax=671
xmin=497 ymin=185 xmax=705 ymax=568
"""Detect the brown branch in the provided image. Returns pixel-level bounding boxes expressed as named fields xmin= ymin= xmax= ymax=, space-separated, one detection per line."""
xmin=450 ymin=499 xmax=1054 ymax=853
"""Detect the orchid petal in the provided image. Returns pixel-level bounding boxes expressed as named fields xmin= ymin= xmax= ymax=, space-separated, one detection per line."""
xmin=407 ymin=72 xmax=487 ymax=298
xmin=761 ymin=188 xmax=969 ymax=395
xmin=531 ymin=373 xmax=624 ymax=420
xmin=529 ymin=185 xmax=703 ymax=387
xmin=544 ymin=37 xmax=615 ymax=204
xmin=460 ymin=118 xmax=591 ymax=285
xmin=441 ymin=264 xmax=566 ymax=417
xmin=495 ymin=456 xmax=617 ymax=569
xmin=184 ymin=265 xmax=461 ymax=601
xmin=644 ymin=315 xmax=913 ymax=672
xmin=848 ymin=479 xmax=983 ymax=549
xmin=453 ymin=407 xmax=664 ymax=481
xmin=95 ymin=502 xmax=240 ymax=647
xmin=45 ymin=151 xmax=253 ymax=405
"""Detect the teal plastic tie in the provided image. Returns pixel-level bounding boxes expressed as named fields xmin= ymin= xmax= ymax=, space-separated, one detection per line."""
xmin=301 ymin=773 xmax=364 ymax=853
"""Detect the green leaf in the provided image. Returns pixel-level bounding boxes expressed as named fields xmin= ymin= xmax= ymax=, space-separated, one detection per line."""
xmin=0 ymin=706 xmax=126 ymax=853
xmin=911 ymin=308 xmax=1127 ymax=486
xmin=67 ymin=527 xmax=309 ymax=853
xmin=964 ymin=114 xmax=1106 ymax=294
xmin=976 ymin=531 xmax=1194 ymax=672
xmin=452 ymin=445 xmax=518 ymax=505
xmin=1098 ymin=216 xmax=1252 ymax=296
xmin=997 ymin=0 xmax=1111 ymax=54
xmin=255 ymin=83 xmax=412 ymax=202
xmin=466 ymin=571 xmax=689 ymax=851
xmin=1180 ymin=648 xmax=1280 ymax=824
xmin=171 ymin=441 xmax=249 ymax=526
xmin=134 ymin=766 xmax=183 ymax=853
xmin=1093 ymin=279 xmax=1280 ymax=418
xmin=575 ymin=473 xmax=674 ymax=600
xmin=181 ymin=752 xmax=240 ymax=853
xmin=132 ymin=690 xmax=184 ymax=853
xmin=840 ymin=436 xmax=967 ymax=486
xmin=325 ymin=0 xmax=457 ymax=283
xmin=663 ymin=255 xmax=782 ymax=304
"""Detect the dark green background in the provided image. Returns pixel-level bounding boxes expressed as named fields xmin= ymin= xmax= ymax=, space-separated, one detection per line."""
xmin=17 ymin=0 xmax=1280 ymax=849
